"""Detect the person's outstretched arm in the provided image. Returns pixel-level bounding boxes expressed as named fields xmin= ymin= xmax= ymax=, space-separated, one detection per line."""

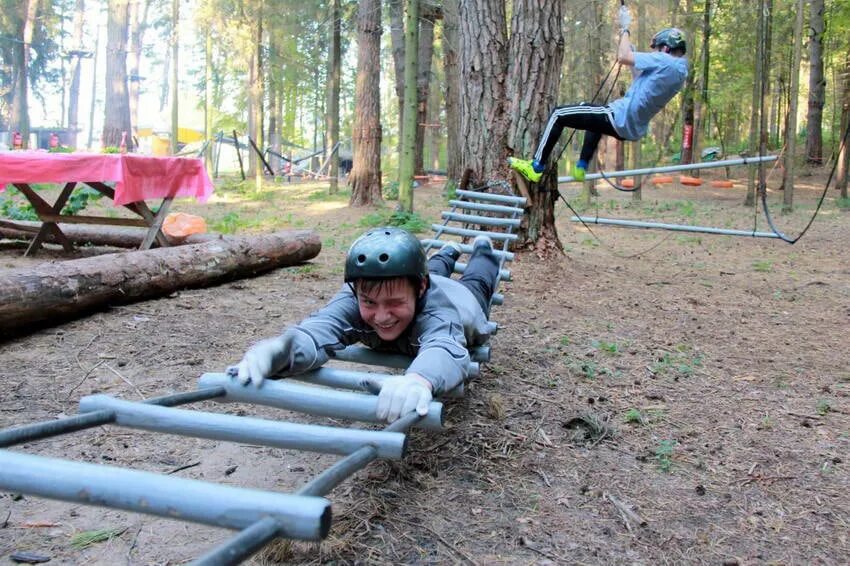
xmin=617 ymin=5 xmax=636 ymax=67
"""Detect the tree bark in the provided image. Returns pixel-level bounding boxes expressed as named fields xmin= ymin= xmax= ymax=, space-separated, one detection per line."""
xmin=746 ymin=0 xmax=765 ymax=207
xmin=805 ymin=0 xmax=825 ymax=165
xmin=348 ymin=0 xmax=383 ymax=207
xmin=781 ymin=0 xmax=804 ymax=211
xmin=680 ymin=0 xmax=697 ymax=165
xmin=103 ymin=0 xmax=133 ymax=150
xmin=9 ymin=0 xmax=39 ymax=148
xmin=325 ymin=0 xmax=341 ymax=193
xmin=0 ymin=220 xmax=221 ymax=248
xmin=0 ymin=230 xmax=321 ymax=335
xmin=836 ymin=46 xmax=850 ymax=199
xmin=127 ymin=0 xmax=149 ymax=137
xmin=67 ymin=0 xmax=87 ymax=149
xmin=458 ymin=0 xmax=508 ymax=185
xmin=506 ymin=0 xmax=564 ymax=250
xmin=388 ymin=0 xmax=405 ymax=157
xmin=398 ymin=0 xmax=420 ymax=212
xmin=170 ymin=0 xmax=178 ymax=155
xmin=442 ymin=0 xmax=461 ymax=183
xmin=414 ymin=5 xmax=439 ymax=176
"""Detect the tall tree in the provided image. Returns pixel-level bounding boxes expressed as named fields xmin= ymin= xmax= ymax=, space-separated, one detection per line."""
xmin=103 ymin=0 xmax=133 ymax=150
xmin=458 ymin=0 xmax=508 ymax=184
xmin=836 ymin=46 xmax=850 ymax=199
xmin=442 ymin=0 xmax=461 ymax=182
xmin=414 ymin=3 xmax=440 ymax=176
xmin=9 ymin=0 xmax=40 ymax=147
xmin=805 ymin=0 xmax=825 ymax=165
xmin=398 ymin=0 xmax=420 ymax=212
xmin=506 ymin=0 xmax=564 ymax=248
xmin=67 ymin=0 xmax=87 ymax=148
xmin=781 ymin=0 xmax=804 ymax=212
xmin=679 ymin=0 xmax=697 ymax=165
xmin=170 ymin=0 xmax=178 ymax=154
xmin=325 ymin=0 xmax=341 ymax=193
xmin=348 ymin=0 xmax=383 ymax=207
xmin=127 ymin=0 xmax=150 ymax=136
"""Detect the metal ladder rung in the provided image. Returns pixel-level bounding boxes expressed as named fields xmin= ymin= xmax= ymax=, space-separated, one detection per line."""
xmin=456 ymin=189 xmax=527 ymax=206
xmin=331 ymin=345 xmax=482 ymax=376
xmin=289 ymin=366 xmax=466 ymax=398
xmin=80 ymin=394 xmax=407 ymax=459
xmin=453 ymin=261 xmax=510 ymax=281
xmin=448 ymin=200 xmax=525 ymax=215
xmin=441 ymin=211 xmax=521 ymax=228
xmin=198 ymin=373 xmax=445 ymax=431
xmin=431 ymin=224 xmax=519 ymax=241
xmin=421 ymin=239 xmax=514 ymax=261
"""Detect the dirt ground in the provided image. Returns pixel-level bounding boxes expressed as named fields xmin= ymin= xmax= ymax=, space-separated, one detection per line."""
xmin=0 ymin=170 xmax=848 ymax=565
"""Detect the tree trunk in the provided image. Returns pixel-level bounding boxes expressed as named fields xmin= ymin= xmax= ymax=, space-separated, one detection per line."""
xmin=746 ymin=0 xmax=764 ymax=207
xmin=631 ymin=1 xmax=646 ymax=202
xmin=170 ymin=0 xmax=178 ymax=154
xmin=805 ymin=0 xmax=825 ymax=165
xmin=9 ymin=0 xmax=40 ymax=148
xmin=348 ymin=0 xmax=383 ymax=207
xmin=756 ymin=0 xmax=773 ymax=201
xmin=442 ymin=0 xmax=462 ymax=183
xmin=67 ymin=0 xmax=87 ymax=149
xmin=458 ymin=0 xmax=508 ymax=185
xmin=87 ymin=24 xmax=101 ymax=148
xmin=204 ymin=28 xmax=214 ymax=174
xmin=127 ymin=0 xmax=149 ymax=136
xmin=414 ymin=5 xmax=439 ymax=176
xmin=0 ymin=230 xmax=321 ymax=335
xmin=325 ymin=0 xmax=341 ymax=193
xmin=507 ymin=0 xmax=564 ymax=251
xmin=693 ymin=0 xmax=711 ymax=176
xmin=0 ymin=220 xmax=221 ymax=248
xmin=781 ymin=0 xmax=804 ymax=212
xmin=680 ymin=0 xmax=696 ymax=165
xmin=836 ymin=47 xmax=850 ymax=199
xmin=388 ymin=0 xmax=405 ymax=159
xmin=253 ymin=12 xmax=264 ymax=192
xmin=398 ymin=0 xmax=420 ymax=212
xmin=103 ymin=0 xmax=133 ymax=151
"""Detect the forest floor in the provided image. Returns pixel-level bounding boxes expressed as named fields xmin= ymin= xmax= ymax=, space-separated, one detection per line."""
xmin=0 ymin=167 xmax=848 ymax=565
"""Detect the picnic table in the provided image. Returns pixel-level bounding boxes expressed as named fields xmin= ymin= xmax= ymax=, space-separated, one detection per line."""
xmin=0 ymin=151 xmax=214 ymax=255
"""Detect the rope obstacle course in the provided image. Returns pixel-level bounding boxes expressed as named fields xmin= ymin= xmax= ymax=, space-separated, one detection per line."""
xmin=0 ymin=186 xmax=526 ymax=565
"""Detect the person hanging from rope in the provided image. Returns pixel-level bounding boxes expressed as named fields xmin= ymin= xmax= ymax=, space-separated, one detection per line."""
xmin=230 ymin=228 xmax=500 ymax=423
xmin=509 ymin=5 xmax=688 ymax=183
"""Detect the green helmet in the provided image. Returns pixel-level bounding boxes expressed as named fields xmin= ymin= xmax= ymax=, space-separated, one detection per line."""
xmin=651 ymin=28 xmax=686 ymax=54
xmin=344 ymin=227 xmax=428 ymax=283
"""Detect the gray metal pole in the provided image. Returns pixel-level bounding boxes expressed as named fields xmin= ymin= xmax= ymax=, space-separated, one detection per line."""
xmin=197 ymin=373 xmax=444 ymax=431
xmin=455 ymin=188 xmax=527 ymax=206
xmin=0 ymin=449 xmax=331 ymax=540
xmin=332 ymin=345 xmax=481 ymax=377
xmin=558 ymin=155 xmax=778 ymax=183
xmin=421 ymin=238 xmax=515 ymax=261
xmin=288 ymin=367 xmax=464 ymax=398
xmin=571 ymin=216 xmax=781 ymax=238
xmin=79 ymin=394 xmax=407 ymax=459
xmin=430 ymin=224 xmax=519 ymax=241
xmin=192 ymin=516 xmax=281 ymax=566
xmin=441 ymin=212 xmax=522 ymax=228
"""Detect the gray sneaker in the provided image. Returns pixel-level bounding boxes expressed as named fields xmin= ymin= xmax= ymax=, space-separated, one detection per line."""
xmin=472 ymin=235 xmax=493 ymax=252
xmin=440 ymin=240 xmax=463 ymax=260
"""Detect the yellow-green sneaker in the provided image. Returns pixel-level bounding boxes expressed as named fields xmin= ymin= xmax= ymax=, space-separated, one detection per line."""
xmin=571 ymin=163 xmax=587 ymax=181
xmin=508 ymin=157 xmax=543 ymax=183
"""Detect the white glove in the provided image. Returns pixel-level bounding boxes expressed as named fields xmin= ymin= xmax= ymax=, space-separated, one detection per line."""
xmin=375 ymin=374 xmax=433 ymax=423
xmin=233 ymin=335 xmax=293 ymax=388
xmin=618 ymin=5 xmax=632 ymax=32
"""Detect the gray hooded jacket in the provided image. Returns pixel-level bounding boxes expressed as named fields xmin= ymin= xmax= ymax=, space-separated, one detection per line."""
xmin=270 ymin=275 xmax=495 ymax=393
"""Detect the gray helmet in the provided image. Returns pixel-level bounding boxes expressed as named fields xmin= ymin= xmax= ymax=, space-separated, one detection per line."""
xmin=651 ymin=28 xmax=686 ymax=54
xmin=344 ymin=227 xmax=428 ymax=283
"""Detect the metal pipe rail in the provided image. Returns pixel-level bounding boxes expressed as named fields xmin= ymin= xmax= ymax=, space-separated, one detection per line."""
xmin=79 ymin=394 xmax=408 ymax=459
xmin=287 ymin=366 xmax=465 ymax=398
xmin=571 ymin=216 xmax=782 ymax=239
xmin=0 ymin=450 xmax=332 ymax=540
xmin=198 ymin=373 xmax=444 ymax=431
xmin=333 ymin=344 xmax=490 ymax=368
xmin=557 ymin=154 xmax=778 ymax=184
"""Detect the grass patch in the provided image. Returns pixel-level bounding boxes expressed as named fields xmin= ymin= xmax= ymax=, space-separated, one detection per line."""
xmin=70 ymin=528 xmax=127 ymax=549
xmin=592 ymin=339 xmax=620 ymax=355
xmin=624 ymin=408 xmax=645 ymax=424
xmin=752 ymin=259 xmax=774 ymax=273
xmin=836 ymin=197 xmax=850 ymax=210
xmin=359 ymin=209 xmax=429 ymax=232
xmin=655 ymin=439 xmax=676 ymax=472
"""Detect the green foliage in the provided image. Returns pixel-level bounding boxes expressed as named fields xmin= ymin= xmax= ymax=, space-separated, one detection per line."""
xmin=655 ymin=439 xmax=676 ymax=472
xmin=651 ymin=347 xmax=703 ymax=379
xmin=624 ymin=408 xmax=644 ymax=424
xmin=0 ymin=188 xmax=37 ymax=221
xmin=210 ymin=212 xmax=242 ymax=234
xmin=70 ymin=528 xmax=127 ymax=549
xmin=836 ymin=197 xmax=850 ymax=210
xmin=358 ymin=209 xmax=428 ymax=233
xmin=48 ymin=146 xmax=74 ymax=153
xmin=101 ymin=146 xmax=121 ymax=154
xmin=62 ymin=187 xmax=104 ymax=216
xmin=592 ymin=339 xmax=620 ymax=355
xmin=382 ymin=181 xmax=399 ymax=201
xmin=751 ymin=259 xmax=774 ymax=273
xmin=816 ymin=399 xmax=832 ymax=416
xmin=307 ymin=188 xmax=351 ymax=202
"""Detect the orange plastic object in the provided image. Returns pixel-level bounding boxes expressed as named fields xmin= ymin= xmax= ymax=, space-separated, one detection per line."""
xmin=162 ymin=212 xmax=207 ymax=240
xmin=711 ymin=180 xmax=735 ymax=188
xmin=651 ymin=175 xmax=674 ymax=185
xmin=680 ymin=175 xmax=703 ymax=186
xmin=620 ymin=178 xmax=635 ymax=188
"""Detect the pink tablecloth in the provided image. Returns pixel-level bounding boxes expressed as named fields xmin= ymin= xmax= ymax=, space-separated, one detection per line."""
xmin=0 ymin=151 xmax=214 ymax=206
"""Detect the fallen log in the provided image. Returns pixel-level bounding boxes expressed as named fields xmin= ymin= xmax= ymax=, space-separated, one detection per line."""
xmin=0 ymin=230 xmax=321 ymax=335
xmin=0 ymin=219 xmax=218 ymax=248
